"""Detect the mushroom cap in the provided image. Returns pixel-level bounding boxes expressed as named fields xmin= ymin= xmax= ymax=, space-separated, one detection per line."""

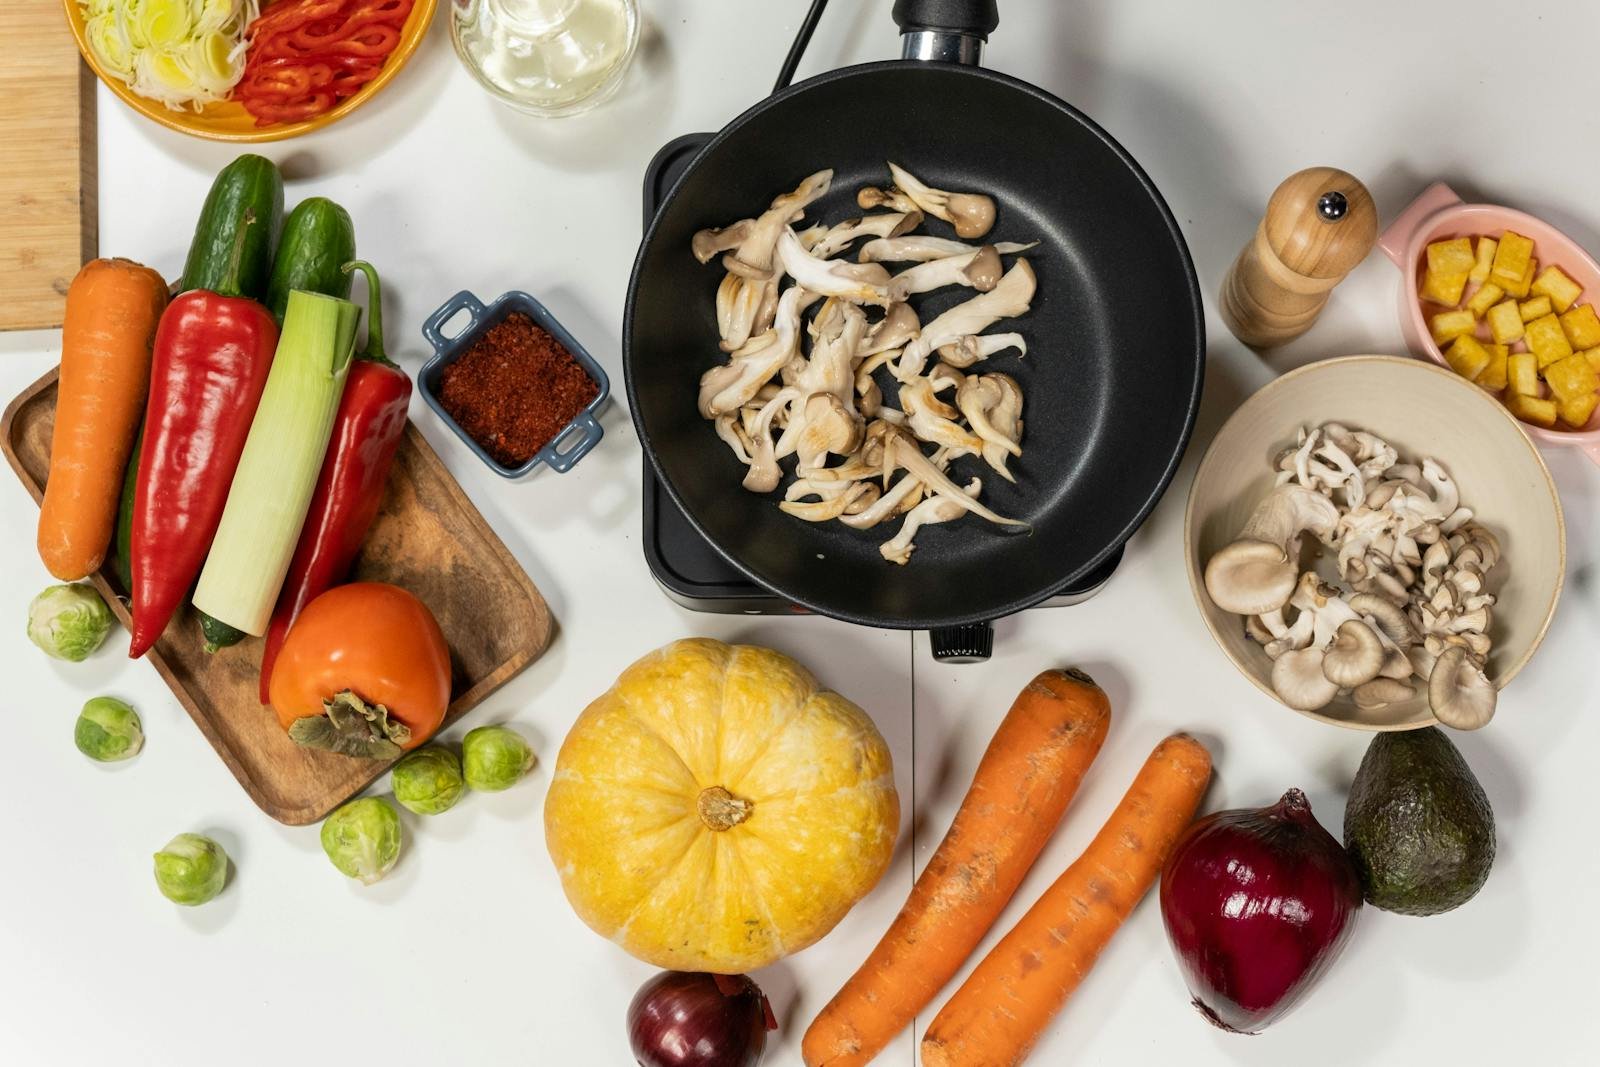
xmin=1354 ymin=677 xmax=1415 ymax=710
xmin=960 ymin=246 xmax=1004 ymax=291
xmin=1204 ymin=540 xmax=1297 ymax=616
xmin=1271 ymin=647 xmax=1341 ymax=711
xmin=1349 ymin=592 xmax=1417 ymax=644
xmin=1321 ymin=620 xmax=1387 ymax=688
xmin=947 ymin=193 xmax=998 ymax=239
xmin=1428 ymin=645 xmax=1497 ymax=730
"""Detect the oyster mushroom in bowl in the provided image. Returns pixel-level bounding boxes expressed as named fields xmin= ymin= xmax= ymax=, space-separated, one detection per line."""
xmin=1184 ymin=356 xmax=1564 ymax=731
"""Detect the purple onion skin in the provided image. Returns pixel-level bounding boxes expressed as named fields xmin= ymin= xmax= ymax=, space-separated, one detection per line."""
xmin=1159 ymin=788 xmax=1362 ymax=1034
xmin=627 ymin=971 xmax=770 ymax=1067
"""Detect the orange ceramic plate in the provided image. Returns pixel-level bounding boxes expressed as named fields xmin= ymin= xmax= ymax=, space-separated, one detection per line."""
xmin=62 ymin=0 xmax=437 ymax=143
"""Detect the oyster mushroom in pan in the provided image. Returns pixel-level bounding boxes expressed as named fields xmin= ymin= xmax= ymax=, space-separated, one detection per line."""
xmin=1206 ymin=423 xmax=1503 ymax=728
xmin=690 ymin=164 xmax=1040 ymax=563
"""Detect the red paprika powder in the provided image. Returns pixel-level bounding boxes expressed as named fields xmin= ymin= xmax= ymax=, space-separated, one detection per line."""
xmin=437 ymin=313 xmax=598 ymax=468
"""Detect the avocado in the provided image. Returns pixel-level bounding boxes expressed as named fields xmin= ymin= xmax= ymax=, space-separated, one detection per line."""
xmin=1343 ymin=727 xmax=1495 ymax=916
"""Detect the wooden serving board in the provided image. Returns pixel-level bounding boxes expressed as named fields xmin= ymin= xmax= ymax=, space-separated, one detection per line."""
xmin=0 ymin=1 xmax=96 ymax=330
xmin=2 ymin=368 xmax=553 ymax=824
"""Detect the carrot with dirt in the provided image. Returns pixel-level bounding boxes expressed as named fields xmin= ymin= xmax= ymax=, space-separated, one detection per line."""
xmin=38 ymin=259 xmax=169 ymax=581
xmin=802 ymin=668 xmax=1113 ymax=1067
xmin=919 ymin=732 xmax=1212 ymax=1067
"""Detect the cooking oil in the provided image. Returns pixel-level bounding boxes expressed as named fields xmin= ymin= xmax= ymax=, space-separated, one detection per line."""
xmin=451 ymin=0 xmax=640 ymax=116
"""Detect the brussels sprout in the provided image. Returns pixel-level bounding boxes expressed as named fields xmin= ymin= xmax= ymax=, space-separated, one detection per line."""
xmin=321 ymin=797 xmax=402 ymax=884
xmin=27 ymin=583 xmax=114 ymax=662
xmin=461 ymin=725 xmax=534 ymax=792
xmin=153 ymin=833 xmax=229 ymax=906
xmin=392 ymin=746 xmax=464 ymax=815
xmin=74 ymin=696 xmax=143 ymax=762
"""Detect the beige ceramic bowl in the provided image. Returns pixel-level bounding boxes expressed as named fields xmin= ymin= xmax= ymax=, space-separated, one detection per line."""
xmin=1184 ymin=355 xmax=1565 ymax=730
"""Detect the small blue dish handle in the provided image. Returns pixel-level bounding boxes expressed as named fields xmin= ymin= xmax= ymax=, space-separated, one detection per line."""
xmin=542 ymin=411 xmax=605 ymax=473
xmin=421 ymin=291 xmax=486 ymax=352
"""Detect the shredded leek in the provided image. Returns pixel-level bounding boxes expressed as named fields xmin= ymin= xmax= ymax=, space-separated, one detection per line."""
xmin=192 ymin=292 xmax=360 ymax=636
xmin=79 ymin=0 xmax=258 ymax=111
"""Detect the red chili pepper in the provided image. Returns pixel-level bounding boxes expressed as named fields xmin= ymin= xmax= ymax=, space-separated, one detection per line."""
xmin=259 ymin=261 xmax=411 ymax=702
xmin=129 ymin=230 xmax=279 ymax=659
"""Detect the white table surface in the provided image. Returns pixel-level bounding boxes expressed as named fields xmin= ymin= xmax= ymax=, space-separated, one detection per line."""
xmin=3 ymin=2 xmax=1597 ymax=1064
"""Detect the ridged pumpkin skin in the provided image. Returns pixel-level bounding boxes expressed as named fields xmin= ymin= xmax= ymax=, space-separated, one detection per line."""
xmin=544 ymin=638 xmax=900 ymax=973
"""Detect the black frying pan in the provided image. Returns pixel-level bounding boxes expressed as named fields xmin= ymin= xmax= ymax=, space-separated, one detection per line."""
xmin=624 ymin=0 xmax=1203 ymax=659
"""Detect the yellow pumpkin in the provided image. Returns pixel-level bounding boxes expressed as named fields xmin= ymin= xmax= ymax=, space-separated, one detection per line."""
xmin=544 ymin=638 xmax=900 ymax=973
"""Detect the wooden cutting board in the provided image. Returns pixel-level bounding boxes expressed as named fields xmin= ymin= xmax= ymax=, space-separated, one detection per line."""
xmin=0 ymin=1 xmax=96 ymax=330
xmin=3 ymin=368 xmax=555 ymax=825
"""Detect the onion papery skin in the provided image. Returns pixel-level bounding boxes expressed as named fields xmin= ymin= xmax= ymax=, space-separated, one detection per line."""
xmin=627 ymin=971 xmax=773 ymax=1067
xmin=1159 ymin=788 xmax=1363 ymax=1034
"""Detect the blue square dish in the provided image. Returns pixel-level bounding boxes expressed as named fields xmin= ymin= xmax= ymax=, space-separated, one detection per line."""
xmin=419 ymin=290 xmax=609 ymax=478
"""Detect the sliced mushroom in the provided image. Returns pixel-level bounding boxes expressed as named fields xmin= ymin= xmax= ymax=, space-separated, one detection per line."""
xmin=808 ymin=210 xmax=924 ymax=260
xmin=1202 ymin=485 xmax=1339 ymax=615
xmin=857 ymin=235 xmax=1038 ymax=263
xmin=880 ymin=477 xmax=981 ymax=564
xmin=895 ymin=377 xmax=985 ymax=457
xmin=887 ymin=430 xmax=1024 ymax=527
xmin=728 ymin=169 xmax=833 ymax=274
xmin=1272 ymin=647 xmax=1341 ymax=711
xmin=888 ymin=245 xmax=1004 ymax=300
xmin=860 ymin=302 xmax=921 ymax=357
xmin=794 ymin=394 xmax=865 ymax=473
xmin=1428 ymin=645 xmax=1496 ymax=730
xmin=699 ymin=285 xmax=806 ymax=417
xmin=857 ymin=186 xmax=920 ymax=214
xmin=780 ymin=478 xmax=877 ymax=522
xmin=1354 ymin=677 xmax=1415 ymax=710
xmin=956 ymin=373 xmax=1024 ymax=482
xmin=692 ymin=220 xmax=753 ymax=264
xmin=884 ymin=162 xmax=997 ymax=238
xmin=894 ymin=260 xmax=1037 ymax=379
xmin=776 ymin=229 xmax=894 ymax=306
xmin=1321 ymin=620 xmax=1386 ymax=688
xmin=938 ymin=332 xmax=1026 ymax=368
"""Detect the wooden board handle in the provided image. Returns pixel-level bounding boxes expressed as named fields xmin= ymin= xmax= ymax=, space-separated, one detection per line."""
xmin=1220 ymin=166 xmax=1376 ymax=348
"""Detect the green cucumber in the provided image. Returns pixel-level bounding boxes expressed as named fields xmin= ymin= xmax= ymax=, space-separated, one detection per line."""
xmin=111 ymin=423 xmax=142 ymax=597
xmin=265 ymin=197 xmax=357 ymax=324
xmin=179 ymin=154 xmax=284 ymax=301
xmin=198 ymin=612 xmax=247 ymax=655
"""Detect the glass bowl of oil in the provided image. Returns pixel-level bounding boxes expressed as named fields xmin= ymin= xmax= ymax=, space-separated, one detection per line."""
xmin=450 ymin=0 xmax=640 ymax=117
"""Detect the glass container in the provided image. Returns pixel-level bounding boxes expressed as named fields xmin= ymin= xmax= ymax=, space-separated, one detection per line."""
xmin=450 ymin=0 xmax=640 ymax=117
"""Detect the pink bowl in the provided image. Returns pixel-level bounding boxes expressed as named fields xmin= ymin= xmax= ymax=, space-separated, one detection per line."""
xmin=1378 ymin=181 xmax=1600 ymax=466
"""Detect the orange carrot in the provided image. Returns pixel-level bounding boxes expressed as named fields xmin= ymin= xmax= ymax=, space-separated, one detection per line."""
xmin=38 ymin=259 xmax=168 ymax=580
xmin=802 ymin=669 xmax=1112 ymax=1067
xmin=921 ymin=733 xmax=1213 ymax=1067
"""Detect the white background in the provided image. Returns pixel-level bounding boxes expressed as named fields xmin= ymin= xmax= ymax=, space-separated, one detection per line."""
xmin=3 ymin=1 xmax=1597 ymax=1064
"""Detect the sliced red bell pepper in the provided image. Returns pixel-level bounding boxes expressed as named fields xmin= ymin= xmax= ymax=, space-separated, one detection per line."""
xmin=259 ymin=262 xmax=411 ymax=702
xmin=129 ymin=230 xmax=279 ymax=658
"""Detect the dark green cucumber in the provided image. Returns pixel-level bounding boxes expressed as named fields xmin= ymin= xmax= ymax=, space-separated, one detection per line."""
xmin=111 ymin=423 xmax=142 ymax=597
xmin=179 ymin=154 xmax=284 ymax=301
xmin=265 ymin=197 xmax=356 ymax=324
xmin=198 ymin=612 xmax=247 ymax=655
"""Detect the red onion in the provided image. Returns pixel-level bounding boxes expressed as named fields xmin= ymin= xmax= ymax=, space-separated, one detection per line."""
xmin=627 ymin=971 xmax=777 ymax=1067
xmin=1159 ymin=788 xmax=1361 ymax=1033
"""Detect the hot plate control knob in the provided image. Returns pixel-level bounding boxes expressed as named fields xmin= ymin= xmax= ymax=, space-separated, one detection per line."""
xmin=930 ymin=622 xmax=995 ymax=663
xmin=1221 ymin=166 xmax=1377 ymax=349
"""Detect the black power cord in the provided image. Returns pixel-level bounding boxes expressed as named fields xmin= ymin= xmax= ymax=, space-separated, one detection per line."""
xmin=772 ymin=0 xmax=831 ymax=93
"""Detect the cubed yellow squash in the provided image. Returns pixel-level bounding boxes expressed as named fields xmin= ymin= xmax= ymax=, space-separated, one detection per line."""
xmin=1531 ymin=265 xmax=1583 ymax=313
xmin=1469 ymin=237 xmax=1498 ymax=284
xmin=1504 ymin=391 xmax=1558 ymax=428
xmin=1445 ymin=335 xmax=1492 ymax=380
xmin=1430 ymin=308 xmax=1478 ymax=345
xmin=1526 ymin=313 xmax=1575 ymax=367
xmin=1559 ymin=303 xmax=1600 ymax=349
xmin=1491 ymin=231 xmax=1535 ymax=286
xmin=1584 ymin=347 xmax=1600 ymax=372
xmin=1501 ymin=258 xmax=1537 ymax=298
xmin=1486 ymin=300 xmax=1525 ymax=344
xmin=1507 ymin=352 xmax=1541 ymax=396
xmin=1465 ymin=282 xmax=1504 ymax=318
xmin=1476 ymin=342 xmax=1510 ymax=391
xmin=1427 ymin=237 xmax=1476 ymax=277
xmin=1544 ymin=353 xmax=1600 ymax=402
xmin=1519 ymin=295 xmax=1553 ymax=322
xmin=1420 ymin=267 xmax=1469 ymax=307
xmin=1558 ymin=391 xmax=1599 ymax=429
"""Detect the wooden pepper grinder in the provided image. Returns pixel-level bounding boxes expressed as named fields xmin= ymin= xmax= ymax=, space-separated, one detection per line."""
xmin=1220 ymin=167 xmax=1377 ymax=348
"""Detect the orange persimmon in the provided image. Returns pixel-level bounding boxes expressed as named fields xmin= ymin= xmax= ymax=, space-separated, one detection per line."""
xmin=268 ymin=582 xmax=451 ymax=758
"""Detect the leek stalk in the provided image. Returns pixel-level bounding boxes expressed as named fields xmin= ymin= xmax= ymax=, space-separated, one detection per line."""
xmin=193 ymin=290 xmax=360 ymax=635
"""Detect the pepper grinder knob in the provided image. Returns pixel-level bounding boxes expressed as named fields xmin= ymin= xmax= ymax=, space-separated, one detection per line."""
xmin=1220 ymin=167 xmax=1377 ymax=348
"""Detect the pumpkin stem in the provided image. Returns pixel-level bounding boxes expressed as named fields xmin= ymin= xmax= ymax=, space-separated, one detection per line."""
xmin=697 ymin=786 xmax=752 ymax=831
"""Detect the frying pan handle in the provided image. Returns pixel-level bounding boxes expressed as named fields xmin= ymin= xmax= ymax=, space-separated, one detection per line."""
xmin=929 ymin=621 xmax=994 ymax=663
xmin=893 ymin=0 xmax=998 ymax=65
